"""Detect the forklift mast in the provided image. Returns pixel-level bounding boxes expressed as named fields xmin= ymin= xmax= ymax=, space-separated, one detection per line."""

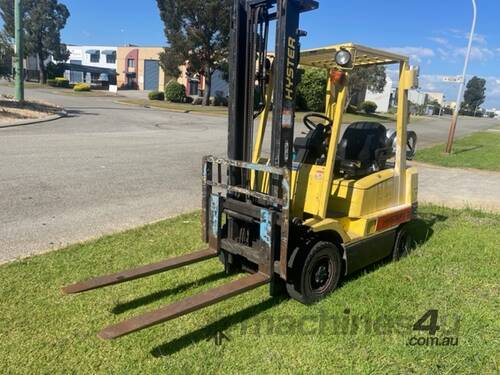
xmin=220 ymin=0 xmax=318 ymax=280
xmin=228 ymin=0 xmax=318 ymax=168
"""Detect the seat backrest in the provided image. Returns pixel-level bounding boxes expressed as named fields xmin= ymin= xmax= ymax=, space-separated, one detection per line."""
xmin=338 ymin=122 xmax=388 ymax=162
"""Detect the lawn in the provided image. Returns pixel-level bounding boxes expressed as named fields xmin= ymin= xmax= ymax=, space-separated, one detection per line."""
xmin=1 ymin=207 xmax=498 ymax=374
xmin=416 ymin=130 xmax=500 ymax=171
xmin=117 ymin=99 xmax=228 ymax=116
xmin=117 ymin=98 xmax=401 ymax=123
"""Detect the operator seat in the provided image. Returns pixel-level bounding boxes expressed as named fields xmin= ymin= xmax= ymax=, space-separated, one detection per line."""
xmin=335 ymin=122 xmax=392 ymax=178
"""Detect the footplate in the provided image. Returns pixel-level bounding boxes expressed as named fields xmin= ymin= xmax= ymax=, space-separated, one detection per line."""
xmin=62 ymin=249 xmax=217 ymax=294
xmin=98 ymin=272 xmax=270 ymax=339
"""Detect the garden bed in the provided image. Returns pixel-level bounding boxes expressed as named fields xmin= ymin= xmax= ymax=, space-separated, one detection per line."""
xmin=0 ymin=96 xmax=62 ymax=124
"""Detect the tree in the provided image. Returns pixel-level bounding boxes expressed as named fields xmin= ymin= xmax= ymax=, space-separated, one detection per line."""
xmin=0 ymin=0 xmax=70 ymax=84
xmin=347 ymin=65 xmax=386 ymax=107
xmin=296 ymin=68 xmax=328 ymax=112
xmin=0 ymin=31 xmax=13 ymax=79
xmin=427 ymin=99 xmax=441 ymax=116
xmin=462 ymin=76 xmax=486 ymax=115
xmin=156 ymin=0 xmax=231 ymax=105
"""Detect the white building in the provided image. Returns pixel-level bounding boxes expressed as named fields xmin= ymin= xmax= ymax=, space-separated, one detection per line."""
xmin=425 ymin=91 xmax=445 ymax=105
xmin=408 ymin=89 xmax=427 ymax=106
xmin=364 ymin=76 xmax=392 ymax=113
xmin=64 ymin=45 xmax=117 ymax=84
xmin=444 ymin=101 xmax=457 ymax=110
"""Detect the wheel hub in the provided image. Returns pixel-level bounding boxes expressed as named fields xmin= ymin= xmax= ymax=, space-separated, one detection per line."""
xmin=314 ymin=264 xmax=329 ymax=285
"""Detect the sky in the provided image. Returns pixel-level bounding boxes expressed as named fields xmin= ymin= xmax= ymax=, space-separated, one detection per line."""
xmin=18 ymin=0 xmax=500 ymax=108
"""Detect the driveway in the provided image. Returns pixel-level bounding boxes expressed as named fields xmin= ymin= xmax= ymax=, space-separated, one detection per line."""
xmin=0 ymin=85 xmax=498 ymax=262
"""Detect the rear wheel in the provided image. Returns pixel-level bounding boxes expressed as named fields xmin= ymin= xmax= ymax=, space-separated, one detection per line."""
xmin=392 ymin=224 xmax=413 ymax=261
xmin=287 ymin=241 xmax=342 ymax=305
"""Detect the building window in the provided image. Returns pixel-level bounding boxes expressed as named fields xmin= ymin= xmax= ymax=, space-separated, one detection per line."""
xmin=90 ymin=51 xmax=100 ymax=63
xmin=106 ymin=53 xmax=116 ymax=64
xmin=91 ymin=73 xmax=100 ymax=83
xmin=127 ymin=59 xmax=135 ymax=68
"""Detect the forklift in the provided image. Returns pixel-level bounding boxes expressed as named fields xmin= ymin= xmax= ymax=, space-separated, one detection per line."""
xmin=63 ymin=0 xmax=419 ymax=340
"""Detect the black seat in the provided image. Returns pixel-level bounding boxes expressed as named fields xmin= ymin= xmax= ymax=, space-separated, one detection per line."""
xmin=335 ymin=122 xmax=392 ymax=178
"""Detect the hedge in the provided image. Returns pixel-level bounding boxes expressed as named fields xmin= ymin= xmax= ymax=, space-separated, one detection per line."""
xmin=73 ymin=83 xmax=91 ymax=92
xmin=148 ymin=91 xmax=165 ymax=101
xmin=47 ymin=77 xmax=69 ymax=88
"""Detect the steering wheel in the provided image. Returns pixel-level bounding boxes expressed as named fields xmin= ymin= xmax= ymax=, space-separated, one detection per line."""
xmin=303 ymin=113 xmax=334 ymax=130
xmin=406 ymin=131 xmax=417 ymax=160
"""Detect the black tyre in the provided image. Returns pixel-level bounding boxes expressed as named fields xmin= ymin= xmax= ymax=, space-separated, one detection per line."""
xmin=392 ymin=224 xmax=413 ymax=261
xmin=287 ymin=241 xmax=342 ymax=305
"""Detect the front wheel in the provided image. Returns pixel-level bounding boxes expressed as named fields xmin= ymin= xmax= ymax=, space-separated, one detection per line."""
xmin=287 ymin=241 xmax=342 ymax=305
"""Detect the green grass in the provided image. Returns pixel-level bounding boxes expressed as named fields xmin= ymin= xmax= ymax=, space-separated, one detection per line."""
xmin=0 ymin=81 xmax=122 ymax=97
xmin=117 ymin=99 xmax=228 ymax=116
xmin=52 ymin=88 xmax=122 ymax=97
xmin=416 ymin=130 xmax=500 ymax=171
xmin=118 ymin=98 xmax=404 ymax=123
xmin=0 ymin=81 xmax=49 ymax=89
xmin=1 ymin=207 xmax=498 ymax=374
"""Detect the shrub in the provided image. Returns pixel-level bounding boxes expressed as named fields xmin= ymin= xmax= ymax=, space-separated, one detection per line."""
xmin=47 ymin=77 xmax=69 ymax=88
xmin=148 ymin=91 xmax=165 ymax=101
xmin=73 ymin=83 xmax=91 ymax=92
xmin=346 ymin=104 xmax=358 ymax=114
xmin=296 ymin=68 xmax=328 ymax=112
xmin=360 ymin=100 xmax=377 ymax=114
xmin=164 ymin=80 xmax=186 ymax=103
xmin=192 ymin=97 xmax=203 ymax=105
xmin=213 ymin=94 xmax=228 ymax=107
xmin=184 ymin=96 xmax=194 ymax=104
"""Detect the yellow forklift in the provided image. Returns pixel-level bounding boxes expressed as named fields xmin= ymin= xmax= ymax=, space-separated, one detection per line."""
xmin=63 ymin=0 xmax=419 ymax=339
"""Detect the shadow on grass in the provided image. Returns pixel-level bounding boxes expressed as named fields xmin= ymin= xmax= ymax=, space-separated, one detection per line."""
xmin=452 ymin=145 xmax=483 ymax=155
xmin=111 ymin=271 xmax=228 ymax=315
xmin=150 ymin=296 xmax=285 ymax=357
xmin=148 ymin=213 xmax=447 ymax=357
xmin=408 ymin=212 xmax=448 ymax=245
xmin=339 ymin=212 xmax=448 ymax=287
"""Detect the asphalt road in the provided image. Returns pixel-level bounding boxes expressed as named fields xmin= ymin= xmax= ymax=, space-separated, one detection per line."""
xmin=0 ymin=86 xmax=498 ymax=262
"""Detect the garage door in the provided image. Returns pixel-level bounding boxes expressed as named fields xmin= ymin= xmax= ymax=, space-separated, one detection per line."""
xmin=144 ymin=60 xmax=160 ymax=91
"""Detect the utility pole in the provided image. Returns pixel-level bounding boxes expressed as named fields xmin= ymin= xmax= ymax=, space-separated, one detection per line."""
xmin=14 ymin=0 xmax=24 ymax=102
xmin=444 ymin=0 xmax=477 ymax=154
